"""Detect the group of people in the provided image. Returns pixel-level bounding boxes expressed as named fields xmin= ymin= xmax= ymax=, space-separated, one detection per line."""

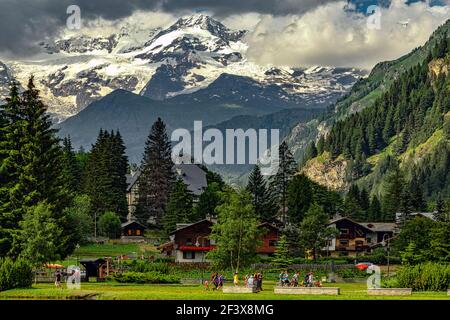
xmin=205 ymin=272 xmax=225 ymax=290
xmin=241 ymin=273 xmax=263 ymax=291
xmin=279 ymin=271 xmax=321 ymax=287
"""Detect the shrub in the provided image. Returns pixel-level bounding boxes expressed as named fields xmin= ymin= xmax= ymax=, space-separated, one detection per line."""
xmin=127 ymin=261 xmax=169 ymax=274
xmin=98 ymin=212 xmax=121 ymax=239
xmin=395 ymin=262 xmax=450 ymax=291
xmin=114 ymin=271 xmax=180 ymax=284
xmin=0 ymin=257 xmax=33 ymax=291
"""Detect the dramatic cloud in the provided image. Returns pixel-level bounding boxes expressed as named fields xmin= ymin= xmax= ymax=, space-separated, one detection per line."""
xmin=244 ymin=0 xmax=450 ymax=69
xmin=0 ymin=0 xmax=338 ymax=57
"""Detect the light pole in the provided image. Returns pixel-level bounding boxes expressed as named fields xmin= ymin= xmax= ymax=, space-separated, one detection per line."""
xmin=195 ymin=236 xmax=204 ymax=285
xmin=381 ymin=234 xmax=390 ymax=278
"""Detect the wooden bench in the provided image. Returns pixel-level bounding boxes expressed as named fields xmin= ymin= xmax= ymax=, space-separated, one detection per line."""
xmin=274 ymin=286 xmax=340 ymax=295
xmin=367 ymin=288 xmax=412 ymax=296
xmin=222 ymin=286 xmax=258 ymax=293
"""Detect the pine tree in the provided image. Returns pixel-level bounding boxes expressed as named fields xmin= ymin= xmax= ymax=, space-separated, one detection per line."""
xmin=246 ymin=165 xmax=278 ymax=222
xmin=382 ymin=162 xmax=405 ymax=221
xmin=61 ymin=136 xmax=82 ymax=193
xmin=0 ymin=78 xmax=71 ymax=257
xmin=272 ymin=234 xmax=292 ymax=267
xmin=286 ymin=174 xmax=313 ymax=223
xmin=163 ymin=179 xmax=194 ymax=234
xmin=434 ymin=194 xmax=448 ymax=222
xmin=344 ymin=185 xmax=363 ymax=220
xmin=269 ymin=142 xmax=296 ymax=223
xmin=83 ymin=130 xmax=129 ymax=225
xmin=398 ymin=188 xmax=414 ymax=227
xmin=136 ymin=118 xmax=175 ymax=227
xmin=109 ymin=131 xmax=129 ymax=221
xmin=368 ymin=195 xmax=382 ymax=222
xmin=409 ymin=172 xmax=425 ymax=212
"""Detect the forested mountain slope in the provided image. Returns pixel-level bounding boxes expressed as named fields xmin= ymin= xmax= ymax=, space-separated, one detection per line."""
xmin=300 ymin=20 xmax=450 ymax=214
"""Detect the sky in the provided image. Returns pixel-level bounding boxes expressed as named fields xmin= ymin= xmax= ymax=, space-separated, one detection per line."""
xmin=0 ymin=0 xmax=449 ymax=69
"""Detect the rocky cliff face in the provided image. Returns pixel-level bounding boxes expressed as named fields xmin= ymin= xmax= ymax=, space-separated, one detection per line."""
xmin=301 ymin=153 xmax=349 ymax=192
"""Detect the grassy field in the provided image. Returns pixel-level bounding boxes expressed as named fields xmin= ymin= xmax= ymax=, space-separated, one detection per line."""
xmin=0 ymin=282 xmax=448 ymax=300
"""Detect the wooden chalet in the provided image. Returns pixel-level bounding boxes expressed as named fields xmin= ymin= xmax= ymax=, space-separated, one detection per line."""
xmin=121 ymin=220 xmax=146 ymax=238
xmin=158 ymin=219 xmax=281 ymax=263
xmin=324 ymin=217 xmax=396 ymax=257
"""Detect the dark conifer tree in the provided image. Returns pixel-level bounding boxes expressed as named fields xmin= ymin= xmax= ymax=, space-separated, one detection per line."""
xmin=0 ymin=78 xmax=72 ymax=257
xmin=163 ymin=179 xmax=194 ymax=234
xmin=269 ymin=141 xmax=297 ymax=223
xmin=61 ymin=136 xmax=82 ymax=193
xmin=136 ymin=118 xmax=175 ymax=227
xmin=368 ymin=195 xmax=382 ymax=222
xmin=246 ymin=165 xmax=277 ymax=222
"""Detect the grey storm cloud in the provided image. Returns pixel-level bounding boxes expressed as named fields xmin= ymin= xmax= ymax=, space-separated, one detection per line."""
xmin=0 ymin=0 xmax=339 ymax=56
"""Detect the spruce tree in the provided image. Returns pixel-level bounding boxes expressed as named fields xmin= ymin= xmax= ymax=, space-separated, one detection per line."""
xmin=136 ymin=118 xmax=175 ymax=227
xmin=163 ymin=179 xmax=194 ymax=234
xmin=382 ymin=162 xmax=405 ymax=221
xmin=368 ymin=195 xmax=382 ymax=222
xmin=83 ymin=129 xmax=128 ymax=225
xmin=246 ymin=165 xmax=277 ymax=222
xmin=344 ymin=185 xmax=363 ymax=220
xmin=0 ymin=78 xmax=71 ymax=257
xmin=61 ymin=136 xmax=82 ymax=193
xmin=269 ymin=141 xmax=296 ymax=223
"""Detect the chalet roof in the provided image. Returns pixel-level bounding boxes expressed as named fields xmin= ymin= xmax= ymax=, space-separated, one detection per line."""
xmin=121 ymin=220 xmax=146 ymax=229
xmin=126 ymin=170 xmax=141 ymax=192
xmin=174 ymin=164 xmax=208 ymax=196
xmin=328 ymin=216 xmax=374 ymax=233
xmin=395 ymin=212 xmax=436 ymax=222
xmin=169 ymin=219 xmax=214 ymax=235
xmin=364 ymin=222 xmax=396 ymax=233
xmin=125 ymin=164 xmax=207 ymax=195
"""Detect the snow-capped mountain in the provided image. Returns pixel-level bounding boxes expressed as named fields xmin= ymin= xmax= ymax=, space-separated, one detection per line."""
xmin=0 ymin=14 xmax=366 ymax=122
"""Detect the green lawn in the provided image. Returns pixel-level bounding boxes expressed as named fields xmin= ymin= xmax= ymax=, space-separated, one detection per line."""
xmin=0 ymin=282 xmax=448 ymax=300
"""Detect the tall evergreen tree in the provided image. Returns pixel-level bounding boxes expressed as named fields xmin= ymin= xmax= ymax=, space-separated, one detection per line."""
xmin=0 ymin=78 xmax=71 ymax=257
xmin=382 ymin=162 xmax=405 ymax=221
xmin=368 ymin=195 xmax=382 ymax=222
xmin=246 ymin=165 xmax=277 ymax=222
xmin=61 ymin=136 xmax=82 ymax=193
xmin=269 ymin=141 xmax=297 ymax=223
xmin=83 ymin=130 xmax=128 ymax=225
xmin=136 ymin=118 xmax=175 ymax=227
xmin=163 ymin=179 xmax=194 ymax=234
xmin=344 ymin=184 xmax=363 ymax=220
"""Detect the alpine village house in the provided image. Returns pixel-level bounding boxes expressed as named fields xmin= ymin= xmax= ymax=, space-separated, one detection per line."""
xmin=123 ymin=164 xmax=434 ymax=261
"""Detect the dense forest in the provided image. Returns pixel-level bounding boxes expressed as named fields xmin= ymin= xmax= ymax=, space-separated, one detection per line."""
xmin=301 ymin=29 xmax=450 ymax=221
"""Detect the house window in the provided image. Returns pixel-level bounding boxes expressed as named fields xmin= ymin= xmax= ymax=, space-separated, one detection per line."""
xmin=127 ymin=229 xmax=132 ymax=236
xmin=183 ymin=251 xmax=196 ymax=260
xmin=269 ymin=240 xmax=278 ymax=247
xmin=340 ymin=228 xmax=349 ymax=235
xmin=355 ymin=240 xmax=364 ymax=246
xmin=340 ymin=240 xmax=349 ymax=246
xmin=136 ymin=229 xmax=141 ymax=236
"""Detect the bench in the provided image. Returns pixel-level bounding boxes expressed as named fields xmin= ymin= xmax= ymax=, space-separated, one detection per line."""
xmin=274 ymin=286 xmax=340 ymax=295
xmin=367 ymin=288 xmax=412 ymax=296
xmin=222 ymin=286 xmax=258 ymax=293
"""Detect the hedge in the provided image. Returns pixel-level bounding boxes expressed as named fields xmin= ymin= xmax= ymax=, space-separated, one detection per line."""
xmin=114 ymin=271 xmax=180 ymax=284
xmin=0 ymin=257 xmax=33 ymax=291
